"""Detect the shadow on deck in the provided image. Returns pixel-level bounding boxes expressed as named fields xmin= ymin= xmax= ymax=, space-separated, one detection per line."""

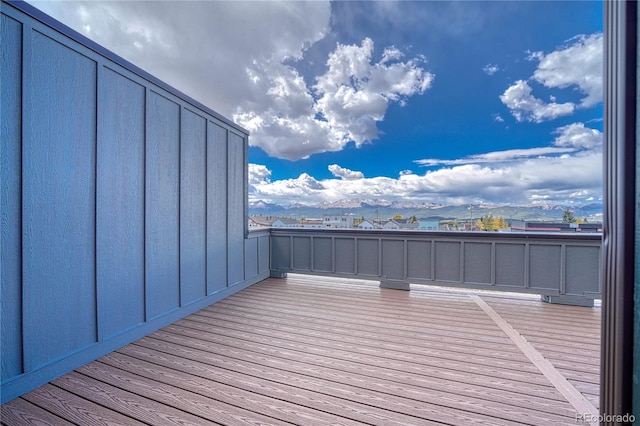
xmin=1 ymin=274 xmax=601 ymax=425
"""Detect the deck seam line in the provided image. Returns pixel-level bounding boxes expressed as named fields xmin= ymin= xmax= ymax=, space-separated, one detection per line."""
xmin=470 ymin=294 xmax=598 ymax=424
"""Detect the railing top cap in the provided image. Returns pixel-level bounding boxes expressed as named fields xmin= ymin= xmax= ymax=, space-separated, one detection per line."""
xmin=267 ymin=227 xmax=603 ymax=241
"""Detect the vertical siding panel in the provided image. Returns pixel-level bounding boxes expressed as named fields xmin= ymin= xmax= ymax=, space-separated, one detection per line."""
xmin=145 ymin=92 xmax=180 ymax=319
xmin=1 ymin=14 xmax=24 ymax=380
xmin=227 ymin=133 xmax=245 ymax=286
xmin=96 ymin=68 xmax=145 ymax=339
xmin=22 ymin=31 xmax=97 ymax=370
xmin=258 ymin=235 xmax=270 ymax=274
xmin=244 ymin=237 xmax=258 ymax=279
xmin=180 ymin=109 xmax=207 ymax=304
xmin=207 ymin=122 xmax=228 ymax=293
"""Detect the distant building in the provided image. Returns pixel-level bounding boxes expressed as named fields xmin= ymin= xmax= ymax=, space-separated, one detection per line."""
xmin=323 ymin=214 xmax=356 ymax=228
xmin=358 ymin=219 xmax=376 ymax=230
xmin=248 ymin=215 xmax=278 ymax=228
xmin=382 ymin=219 xmax=419 ymax=231
xmin=300 ymin=218 xmax=323 ymax=228
xmin=381 ymin=220 xmax=398 ymax=230
xmin=418 ymin=220 xmax=441 ymax=231
xmin=510 ymin=220 xmax=602 ymax=233
xmin=272 ymin=218 xmax=300 ymax=228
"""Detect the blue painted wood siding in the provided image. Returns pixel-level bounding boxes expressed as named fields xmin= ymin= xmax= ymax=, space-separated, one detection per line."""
xmin=1 ymin=1 xmax=270 ymax=403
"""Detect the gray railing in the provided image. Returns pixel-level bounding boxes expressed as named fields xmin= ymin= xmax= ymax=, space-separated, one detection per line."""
xmin=269 ymin=228 xmax=602 ymax=306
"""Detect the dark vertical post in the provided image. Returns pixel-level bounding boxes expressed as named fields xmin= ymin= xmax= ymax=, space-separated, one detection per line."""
xmin=601 ymin=0 xmax=637 ymax=420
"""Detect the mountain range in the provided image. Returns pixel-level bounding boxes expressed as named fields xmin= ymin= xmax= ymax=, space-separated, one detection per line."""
xmin=249 ymin=199 xmax=604 ymax=222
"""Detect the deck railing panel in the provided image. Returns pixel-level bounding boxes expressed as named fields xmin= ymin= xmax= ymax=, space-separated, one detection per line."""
xmin=463 ymin=242 xmax=492 ymax=285
xmin=359 ymin=238 xmax=381 ymax=277
xmin=529 ymin=244 xmax=561 ymax=291
xmin=293 ymin=236 xmax=312 ymax=271
xmin=312 ymin=237 xmax=333 ymax=273
xmin=381 ymin=239 xmax=404 ymax=280
xmin=270 ymin=229 xmax=602 ymax=304
xmin=407 ymin=240 xmax=431 ymax=280
xmin=336 ymin=237 xmax=356 ymax=274
xmin=495 ymin=242 xmax=526 ymax=288
xmin=435 ymin=241 xmax=462 ymax=283
xmin=565 ymin=245 xmax=601 ymax=295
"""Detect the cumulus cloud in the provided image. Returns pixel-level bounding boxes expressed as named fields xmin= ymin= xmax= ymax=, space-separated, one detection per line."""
xmin=500 ymin=80 xmax=575 ymax=123
xmin=29 ymin=1 xmax=331 ymax=120
xmin=236 ymin=38 xmax=434 ymax=160
xmin=248 ymin=164 xmax=272 ymax=191
xmin=501 ymin=33 xmax=602 ymax=122
xmin=32 ymin=1 xmax=434 ymax=161
xmin=532 ymin=33 xmax=603 ymax=107
xmin=250 ymin=154 xmax=601 ymax=206
xmin=328 ymin=164 xmax=365 ymax=180
xmin=552 ymin=122 xmax=602 ymax=149
xmin=250 ymin=123 xmax=602 ymax=206
xmin=248 ymin=171 xmax=327 ymax=204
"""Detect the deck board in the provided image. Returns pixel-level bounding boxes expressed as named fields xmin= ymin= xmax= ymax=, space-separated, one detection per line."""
xmin=0 ymin=398 xmax=75 ymax=426
xmin=1 ymin=274 xmax=601 ymax=425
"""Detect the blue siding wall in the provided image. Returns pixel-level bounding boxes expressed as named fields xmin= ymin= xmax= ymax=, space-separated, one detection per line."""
xmin=0 ymin=1 xmax=270 ymax=403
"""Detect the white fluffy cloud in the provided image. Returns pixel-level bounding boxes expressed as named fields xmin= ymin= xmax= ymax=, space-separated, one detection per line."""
xmin=501 ymin=33 xmax=602 ymax=122
xmin=250 ymin=123 xmax=602 ymax=206
xmin=500 ymin=80 xmax=575 ymax=123
xmin=552 ymin=122 xmax=602 ymax=149
xmin=235 ymin=38 xmax=434 ymax=160
xmin=248 ymin=164 xmax=272 ymax=191
xmin=328 ymin=164 xmax=365 ymax=180
xmin=28 ymin=1 xmax=331 ymax=120
xmin=32 ymin=1 xmax=433 ymax=160
xmin=532 ymin=34 xmax=603 ymax=108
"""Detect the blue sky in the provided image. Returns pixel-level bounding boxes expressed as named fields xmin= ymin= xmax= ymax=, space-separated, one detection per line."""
xmin=31 ymin=1 xmax=603 ymax=207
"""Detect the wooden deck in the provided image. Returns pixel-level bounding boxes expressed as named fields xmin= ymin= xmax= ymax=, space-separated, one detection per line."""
xmin=1 ymin=274 xmax=601 ymax=425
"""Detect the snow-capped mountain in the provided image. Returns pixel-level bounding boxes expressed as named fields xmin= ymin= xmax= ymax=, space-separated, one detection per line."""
xmin=248 ymin=199 xmax=603 ymax=222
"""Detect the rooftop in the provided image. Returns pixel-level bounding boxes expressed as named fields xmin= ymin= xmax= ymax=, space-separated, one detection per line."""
xmin=1 ymin=274 xmax=600 ymax=425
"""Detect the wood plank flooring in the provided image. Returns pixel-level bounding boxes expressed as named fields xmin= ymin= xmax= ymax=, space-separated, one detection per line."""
xmin=1 ymin=274 xmax=601 ymax=425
